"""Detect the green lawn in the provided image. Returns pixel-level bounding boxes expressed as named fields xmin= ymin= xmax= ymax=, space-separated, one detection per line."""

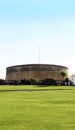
xmin=0 ymin=85 xmax=75 ymax=130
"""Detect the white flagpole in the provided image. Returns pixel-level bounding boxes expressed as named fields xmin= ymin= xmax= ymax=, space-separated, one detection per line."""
xmin=39 ymin=45 xmax=40 ymax=64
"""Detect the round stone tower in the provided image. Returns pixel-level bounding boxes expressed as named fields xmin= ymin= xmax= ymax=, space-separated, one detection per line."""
xmin=6 ymin=64 xmax=68 ymax=81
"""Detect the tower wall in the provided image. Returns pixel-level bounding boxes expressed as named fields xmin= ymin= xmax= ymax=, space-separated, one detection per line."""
xmin=6 ymin=64 xmax=68 ymax=81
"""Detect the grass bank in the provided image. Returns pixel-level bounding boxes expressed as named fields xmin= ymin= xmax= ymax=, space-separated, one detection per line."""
xmin=0 ymin=85 xmax=75 ymax=130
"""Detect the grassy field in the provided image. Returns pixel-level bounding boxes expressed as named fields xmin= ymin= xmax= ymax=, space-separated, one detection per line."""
xmin=0 ymin=85 xmax=75 ymax=130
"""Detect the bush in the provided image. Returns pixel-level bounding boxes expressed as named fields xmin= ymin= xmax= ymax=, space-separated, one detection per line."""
xmin=30 ymin=78 xmax=39 ymax=85
xmin=8 ymin=80 xmax=19 ymax=85
xmin=19 ymin=79 xmax=26 ymax=85
xmin=40 ymin=78 xmax=57 ymax=85
xmin=0 ymin=79 xmax=5 ymax=85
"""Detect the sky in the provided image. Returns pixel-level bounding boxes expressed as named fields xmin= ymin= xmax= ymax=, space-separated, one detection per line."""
xmin=0 ymin=0 xmax=75 ymax=79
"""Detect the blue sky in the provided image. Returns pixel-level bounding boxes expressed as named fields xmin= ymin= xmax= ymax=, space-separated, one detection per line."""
xmin=0 ymin=0 xmax=75 ymax=78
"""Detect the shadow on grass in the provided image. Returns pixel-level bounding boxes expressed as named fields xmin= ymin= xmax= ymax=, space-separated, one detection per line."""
xmin=0 ymin=88 xmax=73 ymax=92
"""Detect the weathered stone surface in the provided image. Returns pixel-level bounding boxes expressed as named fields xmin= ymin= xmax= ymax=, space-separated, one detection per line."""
xmin=6 ymin=64 xmax=68 ymax=81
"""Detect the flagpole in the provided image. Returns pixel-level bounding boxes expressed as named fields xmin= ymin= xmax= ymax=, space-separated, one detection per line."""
xmin=39 ymin=45 xmax=40 ymax=64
